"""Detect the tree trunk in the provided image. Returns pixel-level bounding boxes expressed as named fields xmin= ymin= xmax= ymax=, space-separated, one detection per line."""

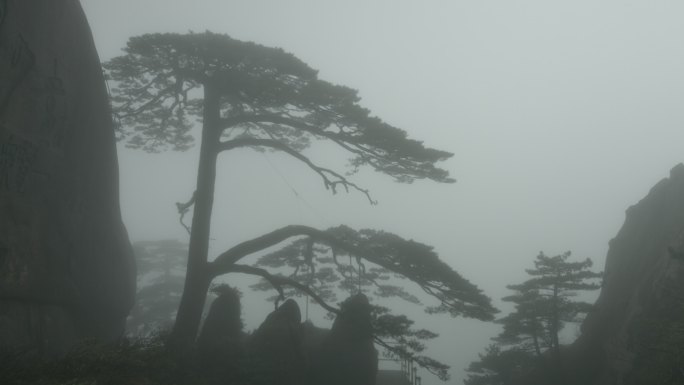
xmin=550 ymin=284 xmax=564 ymax=383
xmin=171 ymin=84 xmax=221 ymax=346
xmin=532 ymin=327 xmax=542 ymax=358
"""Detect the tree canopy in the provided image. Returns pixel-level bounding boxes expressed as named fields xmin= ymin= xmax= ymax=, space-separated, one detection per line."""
xmin=246 ymin=225 xmax=496 ymax=321
xmin=105 ymin=32 xmax=454 ymax=187
xmin=516 ymin=251 xmax=602 ymax=358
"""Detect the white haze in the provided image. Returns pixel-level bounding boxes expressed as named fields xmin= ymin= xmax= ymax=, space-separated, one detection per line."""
xmin=81 ymin=1 xmax=684 ymax=383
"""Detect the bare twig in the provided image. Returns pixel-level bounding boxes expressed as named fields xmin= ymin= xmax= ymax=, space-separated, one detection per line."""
xmin=218 ymin=137 xmax=376 ymax=204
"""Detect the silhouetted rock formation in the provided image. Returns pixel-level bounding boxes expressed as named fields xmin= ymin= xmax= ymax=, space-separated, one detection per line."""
xmin=197 ymin=285 xmax=244 ymax=382
xmin=198 ymin=287 xmax=241 ymax=344
xmin=247 ymin=299 xmax=306 ymax=385
xmin=517 ymin=164 xmax=684 ymax=385
xmin=198 ymin=286 xmax=243 ymax=350
xmin=310 ymin=293 xmax=378 ymax=385
xmin=242 ymin=294 xmax=379 ymax=385
xmin=0 ymin=0 xmax=135 ymax=355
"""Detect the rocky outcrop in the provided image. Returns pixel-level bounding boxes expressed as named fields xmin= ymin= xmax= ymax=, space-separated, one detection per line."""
xmin=310 ymin=294 xmax=378 ymax=385
xmin=243 ymin=294 xmax=378 ymax=385
xmin=558 ymin=164 xmax=684 ymax=385
xmin=197 ymin=286 xmax=244 ymax=383
xmin=246 ymin=299 xmax=307 ymax=385
xmin=198 ymin=285 xmax=243 ymax=354
xmin=0 ymin=0 xmax=135 ymax=355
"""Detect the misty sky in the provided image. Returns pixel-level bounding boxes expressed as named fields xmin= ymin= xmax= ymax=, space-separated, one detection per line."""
xmin=81 ymin=1 xmax=684 ymax=383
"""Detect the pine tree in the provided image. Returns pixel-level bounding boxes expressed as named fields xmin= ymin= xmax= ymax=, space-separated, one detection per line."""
xmin=127 ymin=240 xmax=188 ymax=335
xmin=519 ymin=251 xmax=601 ymax=368
xmin=465 ymin=251 xmax=602 ymax=384
xmin=104 ymin=32 xmax=497 ymax=354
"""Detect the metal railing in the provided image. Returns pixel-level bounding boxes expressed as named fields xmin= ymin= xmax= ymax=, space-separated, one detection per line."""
xmin=378 ymin=355 xmax=421 ymax=385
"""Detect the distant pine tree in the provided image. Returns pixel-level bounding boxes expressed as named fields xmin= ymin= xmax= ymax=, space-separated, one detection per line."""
xmin=466 ymin=251 xmax=602 ymax=384
xmin=127 ymin=240 xmax=215 ymax=336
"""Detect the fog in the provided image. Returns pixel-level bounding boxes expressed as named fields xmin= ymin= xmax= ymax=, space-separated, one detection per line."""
xmin=81 ymin=1 xmax=684 ymax=383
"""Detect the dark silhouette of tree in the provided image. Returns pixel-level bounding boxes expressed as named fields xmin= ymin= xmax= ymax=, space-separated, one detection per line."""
xmin=104 ymin=32 xmax=497 ymax=353
xmin=465 ymin=251 xmax=601 ymax=384
xmin=496 ymin=281 xmax=550 ymax=358
xmin=127 ymin=240 xmax=189 ymax=335
xmin=371 ymin=304 xmax=449 ymax=380
xmin=517 ymin=251 xmax=601 ymax=371
xmin=463 ymin=344 xmax=534 ymax=385
xmin=127 ymin=239 xmax=219 ymax=336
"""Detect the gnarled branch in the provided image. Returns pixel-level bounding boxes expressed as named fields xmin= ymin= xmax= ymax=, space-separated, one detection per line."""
xmin=218 ymin=137 xmax=376 ymax=204
xmin=222 ymin=263 xmax=339 ymax=314
xmin=209 ymin=224 xmax=495 ymax=320
xmin=218 ymin=113 xmax=454 ymax=184
xmin=175 ymin=191 xmax=196 ymax=234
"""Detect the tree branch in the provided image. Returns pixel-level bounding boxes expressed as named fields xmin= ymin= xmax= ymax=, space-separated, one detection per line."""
xmin=218 ymin=113 xmax=450 ymax=182
xmin=211 ymin=225 xmax=317 ymax=269
xmin=208 ymin=224 xmax=495 ymax=320
xmin=175 ymin=191 xmax=195 ymax=234
xmin=218 ymin=137 xmax=376 ymax=204
xmin=222 ymin=263 xmax=340 ymax=314
xmin=116 ymin=82 xmax=180 ymax=119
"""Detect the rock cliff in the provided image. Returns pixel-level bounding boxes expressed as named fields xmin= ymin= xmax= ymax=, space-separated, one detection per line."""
xmin=0 ymin=0 xmax=135 ymax=355
xmin=556 ymin=164 xmax=684 ymax=385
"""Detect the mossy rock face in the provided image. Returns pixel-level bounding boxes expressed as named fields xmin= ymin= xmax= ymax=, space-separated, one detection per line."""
xmin=568 ymin=165 xmax=684 ymax=385
xmin=625 ymin=282 xmax=684 ymax=385
xmin=0 ymin=0 xmax=135 ymax=355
